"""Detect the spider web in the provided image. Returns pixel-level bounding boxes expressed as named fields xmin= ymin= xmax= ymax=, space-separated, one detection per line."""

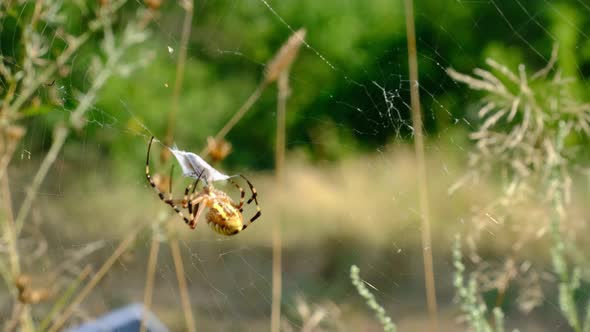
xmin=2 ymin=0 xmax=590 ymax=331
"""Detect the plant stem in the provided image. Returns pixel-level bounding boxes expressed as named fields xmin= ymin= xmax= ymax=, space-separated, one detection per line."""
xmin=551 ymin=190 xmax=581 ymax=332
xmin=202 ymin=82 xmax=268 ymax=155
xmin=0 ymin=129 xmax=21 ymax=183
xmin=1 ymin=167 xmax=20 ymax=278
xmin=404 ymin=0 xmax=438 ymax=329
xmin=15 ymin=30 xmax=128 ymax=235
xmin=140 ymin=236 xmax=161 ymax=332
xmin=275 ymin=72 xmax=288 ymax=182
xmin=3 ymin=303 xmax=23 ymax=332
xmin=271 ymin=71 xmax=288 ymax=332
xmin=271 ymin=225 xmax=283 ymax=332
xmin=1 ymin=175 xmax=35 ymax=331
xmin=350 ymin=265 xmax=396 ymax=332
xmin=14 ymin=125 xmax=68 ymax=235
xmin=163 ymin=0 xmax=194 ymax=160
xmin=3 ymin=1 xmax=123 ymax=120
xmin=170 ymin=236 xmax=197 ymax=332
xmin=47 ymin=228 xmax=140 ymax=332
xmin=38 ymin=265 xmax=92 ymax=331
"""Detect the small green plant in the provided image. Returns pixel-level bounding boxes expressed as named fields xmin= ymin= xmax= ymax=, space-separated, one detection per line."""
xmin=453 ymin=235 xmax=515 ymax=332
xmin=350 ymin=265 xmax=396 ymax=332
xmin=448 ymin=46 xmax=590 ymax=331
xmin=0 ymin=1 xmax=153 ymax=330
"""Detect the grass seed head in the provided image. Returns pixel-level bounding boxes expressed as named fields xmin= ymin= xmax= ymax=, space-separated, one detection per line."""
xmin=264 ymin=28 xmax=306 ymax=84
xmin=206 ymin=136 xmax=232 ymax=163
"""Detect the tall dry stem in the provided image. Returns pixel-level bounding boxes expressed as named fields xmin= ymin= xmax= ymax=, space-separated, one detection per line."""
xmin=170 ymin=235 xmax=197 ymax=332
xmin=1 ymin=2 xmax=151 ymax=330
xmin=203 ymin=83 xmax=267 ymax=155
xmin=38 ymin=265 xmax=93 ymax=331
xmin=47 ymin=228 xmax=141 ymax=332
xmin=162 ymin=0 xmax=194 ymax=162
xmin=203 ymin=28 xmax=305 ymax=156
xmin=271 ymin=71 xmax=291 ymax=332
xmin=141 ymin=236 xmax=161 ymax=332
xmin=404 ymin=0 xmax=438 ymax=329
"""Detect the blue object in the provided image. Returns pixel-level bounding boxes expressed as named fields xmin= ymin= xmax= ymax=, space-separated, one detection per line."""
xmin=66 ymin=303 xmax=169 ymax=332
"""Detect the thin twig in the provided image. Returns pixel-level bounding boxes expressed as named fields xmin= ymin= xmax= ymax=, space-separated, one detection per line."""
xmin=47 ymin=228 xmax=140 ymax=332
xmin=0 ymin=127 xmax=24 ymax=183
xmin=15 ymin=23 xmax=134 ymax=234
xmin=1 ymin=170 xmax=35 ymax=331
xmin=271 ymin=224 xmax=283 ymax=332
xmin=3 ymin=3 xmax=123 ymax=120
xmin=30 ymin=0 xmax=44 ymax=29
xmin=38 ymin=265 xmax=92 ymax=331
xmin=271 ymin=71 xmax=289 ymax=332
xmin=203 ymin=28 xmax=304 ymax=156
xmin=3 ymin=303 xmax=24 ymax=332
xmin=14 ymin=125 xmax=68 ymax=234
xmin=275 ymin=72 xmax=289 ymax=182
xmin=404 ymin=0 xmax=439 ymax=330
xmin=1 ymin=160 xmax=21 ymax=278
xmin=202 ymin=81 xmax=268 ymax=155
xmin=170 ymin=236 xmax=197 ymax=332
xmin=46 ymin=241 xmax=105 ymax=284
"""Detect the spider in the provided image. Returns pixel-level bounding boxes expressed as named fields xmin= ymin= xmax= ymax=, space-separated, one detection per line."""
xmin=145 ymin=137 xmax=261 ymax=236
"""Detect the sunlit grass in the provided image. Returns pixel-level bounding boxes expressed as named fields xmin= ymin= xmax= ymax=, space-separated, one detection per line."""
xmin=37 ymin=139 xmax=589 ymax=254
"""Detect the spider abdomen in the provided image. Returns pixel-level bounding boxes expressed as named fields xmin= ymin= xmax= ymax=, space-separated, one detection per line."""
xmin=206 ymin=199 xmax=244 ymax=236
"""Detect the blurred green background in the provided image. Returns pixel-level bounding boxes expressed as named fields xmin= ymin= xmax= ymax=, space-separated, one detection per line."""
xmin=17 ymin=0 xmax=589 ymax=171
xmin=2 ymin=0 xmax=590 ymax=331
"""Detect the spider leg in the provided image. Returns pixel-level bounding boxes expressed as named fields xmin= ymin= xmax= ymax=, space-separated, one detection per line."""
xmin=146 ymin=137 xmax=192 ymax=225
xmin=184 ymin=172 xmax=204 ymax=213
xmin=188 ymin=196 xmax=206 ymax=229
xmin=239 ymin=174 xmax=258 ymax=205
xmin=236 ymin=174 xmax=261 ymax=224
xmin=228 ymin=179 xmax=246 ymax=211
xmin=241 ymin=207 xmax=261 ymax=231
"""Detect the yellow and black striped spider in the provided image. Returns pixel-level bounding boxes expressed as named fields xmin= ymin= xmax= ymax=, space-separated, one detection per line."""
xmin=145 ymin=137 xmax=261 ymax=236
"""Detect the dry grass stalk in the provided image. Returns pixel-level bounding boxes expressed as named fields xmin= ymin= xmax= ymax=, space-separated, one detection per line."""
xmin=2 ymin=1 xmax=128 ymax=120
xmin=271 ymin=224 xmax=283 ymax=332
xmin=47 ymin=227 xmax=141 ymax=332
xmin=140 ymin=236 xmax=161 ymax=332
xmin=1 ymin=3 xmax=151 ymax=330
xmin=1 ymin=156 xmax=21 ymax=279
xmin=403 ymin=0 xmax=438 ymax=329
xmin=38 ymin=265 xmax=93 ymax=331
xmin=14 ymin=125 xmax=68 ymax=234
xmin=271 ymin=70 xmax=290 ymax=332
xmin=264 ymin=29 xmax=306 ymax=84
xmin=275 ymin=72 xmax=290 ymax=182
xmin=0 ymin=125 xmax=25 ymax=182
xmin=3 ymin=303 xmax=24 ymax=332
xmin=205 ymin=83 xmax=267 ymax=154
xmin=1 ymin=174 xmax=32 ymax=331
xmin=169 ymin=235 xmax=197 ymax=332
xmin=203 ymin=28 xmax=306 ymax=155
xmin=162 ymin=0 xmax=194 ymax=163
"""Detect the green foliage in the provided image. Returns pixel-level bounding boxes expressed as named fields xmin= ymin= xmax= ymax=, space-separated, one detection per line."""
xmin=350 ymin=265 xmax=396 ymax=332
xmin=453 ymin=235 xmax=498 ymax=332
xmin=550 ymin=190 xmax=590 ymax=332
xmin=5 ymin=1 xmax=589 ymax=172
xmin=450 ymin=46 xmax=590 ymax=332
